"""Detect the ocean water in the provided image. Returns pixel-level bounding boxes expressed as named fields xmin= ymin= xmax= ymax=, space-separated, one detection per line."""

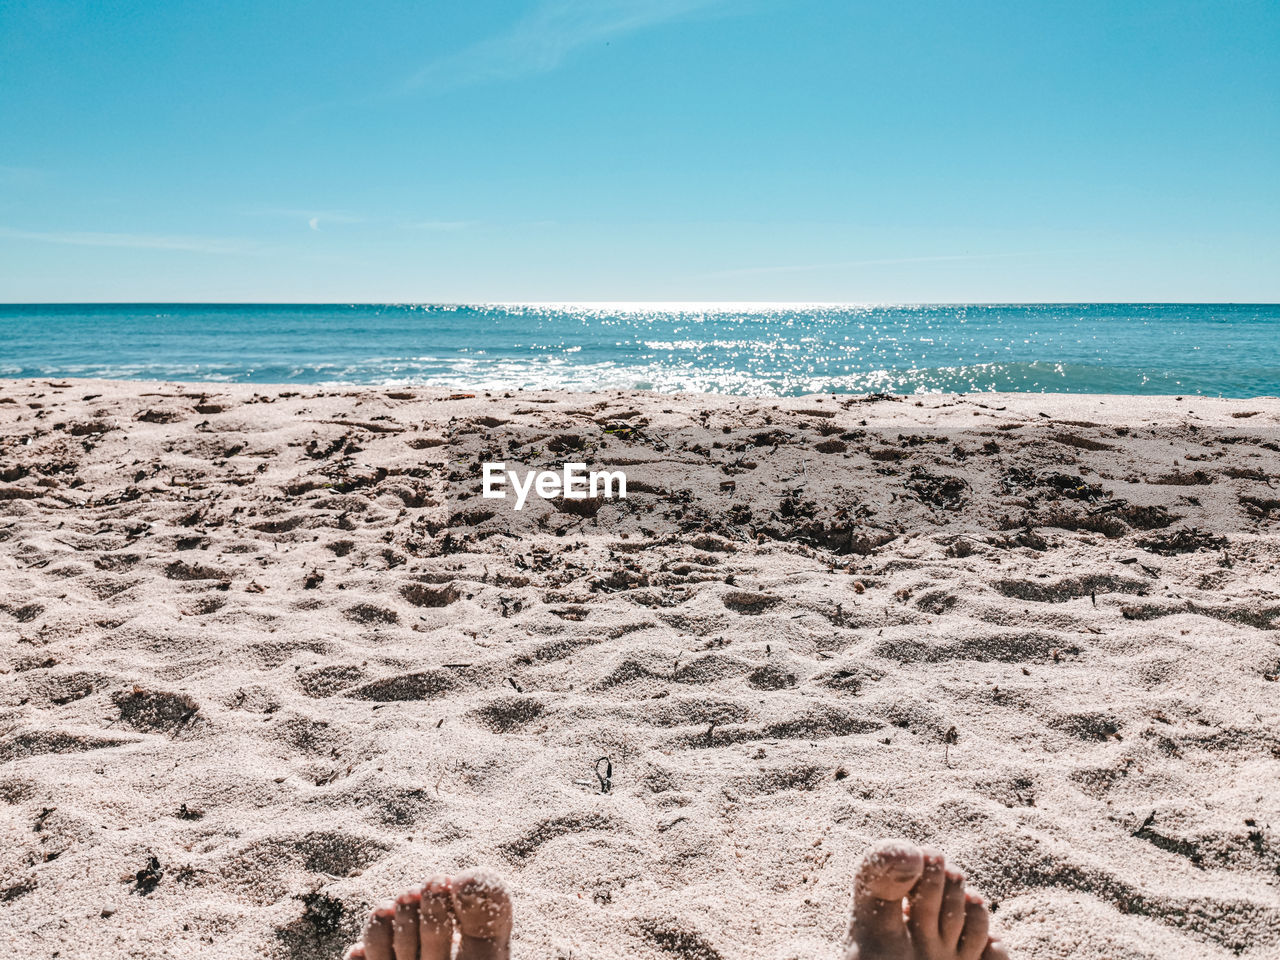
xmin=1 ymin=303 xmax=1277 ymax=397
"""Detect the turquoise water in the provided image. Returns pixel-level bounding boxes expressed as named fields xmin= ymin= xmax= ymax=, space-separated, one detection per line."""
xmin=1 ymin=303 xmax=1277 ymax=396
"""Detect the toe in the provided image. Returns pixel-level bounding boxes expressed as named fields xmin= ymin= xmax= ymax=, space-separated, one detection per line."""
xmin=452 ymin=868 xmax=514 ymax=960
xmin=419 ymin=875 xmax=456 ymax=960
xmin=938 ymin=869 xmax=968 ymax=948
xmin=345 ymin=947 xmax=367 ymax=960
xmin=957 ymin=894 xmax=990 ymax=960
xmin=982 ymin=939 xmax=1010 ymax=960
xmin=362 ymin=906 xmax=395 ymax=960
xmin=905 ymin=846 xmax=946 ymax=950
xmin=846 ymin=839 xmax=924 ymax=955
xmin=393 ymin=892 xmax=421 ymax=959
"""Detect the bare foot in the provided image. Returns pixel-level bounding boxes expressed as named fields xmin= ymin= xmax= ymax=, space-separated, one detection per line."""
xmin=344 ymin=844 xmax=1006 ymax=959
xmin=844 ymin=840 xmax=1009 ymax=960
xmin=346 ymin=869 xmax=512 ymax=960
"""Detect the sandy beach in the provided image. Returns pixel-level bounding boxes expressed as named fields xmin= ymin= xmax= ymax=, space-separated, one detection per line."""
xmin=2 ymin=379 xmax=1279 ymax=959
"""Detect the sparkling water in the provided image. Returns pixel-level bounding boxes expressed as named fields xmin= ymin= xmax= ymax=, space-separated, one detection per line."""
xmin=1 ymin=302 xmax=1276 ymax=396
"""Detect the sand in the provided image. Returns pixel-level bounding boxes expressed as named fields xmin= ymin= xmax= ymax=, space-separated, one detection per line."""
xmin=1 ymin=379 xmax=1279 ymax=959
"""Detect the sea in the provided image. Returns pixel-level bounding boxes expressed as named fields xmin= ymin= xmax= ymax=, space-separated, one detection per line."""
xmin=1 ymin=303 xmax=1277 ymax=397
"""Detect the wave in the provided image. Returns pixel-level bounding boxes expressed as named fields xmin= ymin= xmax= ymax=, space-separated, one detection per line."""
xmin=1 ymin=303 xmax=1277 ymax=396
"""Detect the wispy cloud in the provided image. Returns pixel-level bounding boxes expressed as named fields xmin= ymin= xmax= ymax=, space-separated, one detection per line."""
xmin=242 ymin=207 xmax=368 ymax=231
xmin=403 ymin=219 xmax=475 ymax=231
xmin=241 ymin=207 xmax=477 ymax=233
xmin=0 ymin=225 xmax=263 ymax=255
xmin=700 ymin=252 xmax=1039 ymax=280
xmin=404 ymin=0 xmax=728 ymax=93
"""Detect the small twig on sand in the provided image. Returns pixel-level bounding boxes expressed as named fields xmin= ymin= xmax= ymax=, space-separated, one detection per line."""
xmin=944 ymin=726 xmax=958 ymax=767
xmin=595 ymin=757 xmax=613 ymax=794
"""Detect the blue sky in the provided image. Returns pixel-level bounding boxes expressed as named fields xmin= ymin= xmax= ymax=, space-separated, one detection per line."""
xmin=1 ymin=0 xmax=1276 ymax=302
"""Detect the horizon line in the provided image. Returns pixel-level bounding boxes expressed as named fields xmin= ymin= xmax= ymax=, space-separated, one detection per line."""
xmin=2 ymin=300 xmax=1278 ymax=308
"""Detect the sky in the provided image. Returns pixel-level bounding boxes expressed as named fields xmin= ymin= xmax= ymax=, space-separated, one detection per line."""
xmin=0 ymin=0 xmax=1277 ymax=302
